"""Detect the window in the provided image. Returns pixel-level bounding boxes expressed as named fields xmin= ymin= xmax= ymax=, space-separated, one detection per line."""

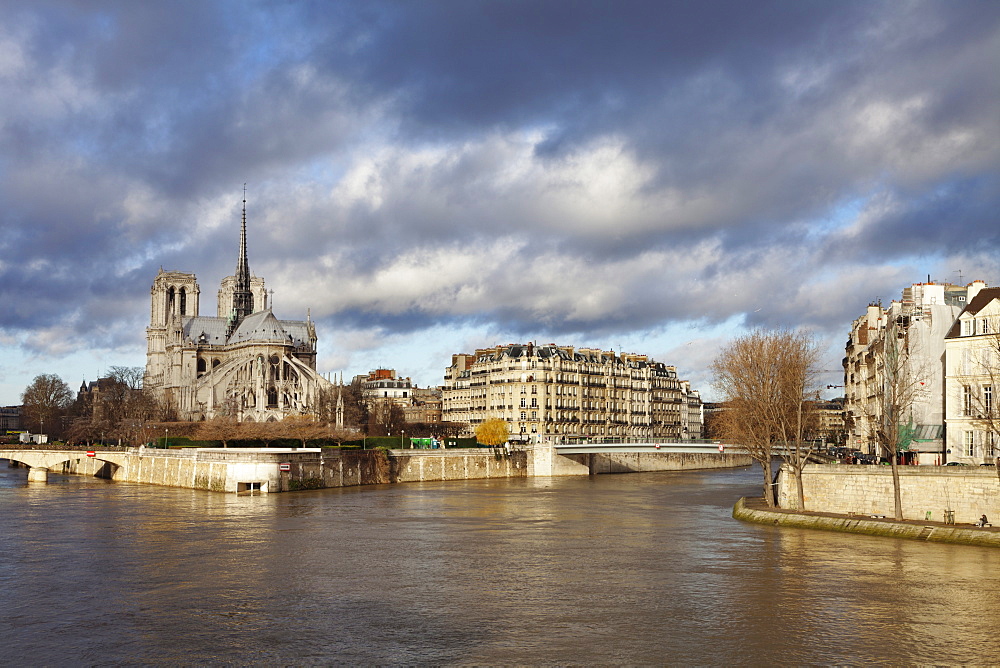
xmin=963 ymin=385 xmax=973 ymax=416
xmin=531 ymin=397 xmax=538 ymax=408
xmin=983 ymin=319 xmax=992 ymax=335
xmin=962 ymin=319 xmax=972 ymax=336
xmin=986 ymin=385 xmax=994 ymax=415
xmin=520 ymin=397 xmax=527 ymax=408
xmin=520 ymin=411 xmax=526 ymax=420
xmin=964 ymin=431 xmax=976 ymax=457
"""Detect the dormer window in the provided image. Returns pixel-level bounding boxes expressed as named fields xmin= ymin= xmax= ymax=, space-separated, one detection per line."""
xmin=962 ymin=319 xmax=972 ymax=336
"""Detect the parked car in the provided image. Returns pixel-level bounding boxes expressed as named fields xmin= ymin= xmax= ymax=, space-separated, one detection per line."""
xmin=945 ymin=461 xmax=968 ymax=466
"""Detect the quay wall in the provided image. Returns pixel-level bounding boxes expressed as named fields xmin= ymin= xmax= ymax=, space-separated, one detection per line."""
xmin=528 ymin=446 xmax=751 ymax=476
xmin=733 ymin=497 xmax=1000 ymax=548
xmin=8 ymin=445 xmax=747 ymax=493
xmin=31 ymin=447 xmax=529 ymax=493
xmin=776 ymin=464 xmax=1000 ymax=524
xmin=587 ymin=451 xmax=752 ymax=474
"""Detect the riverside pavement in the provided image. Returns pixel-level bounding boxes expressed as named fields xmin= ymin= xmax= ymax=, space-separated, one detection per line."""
xmin=733 ymin=496 xmax=1000 ymax=548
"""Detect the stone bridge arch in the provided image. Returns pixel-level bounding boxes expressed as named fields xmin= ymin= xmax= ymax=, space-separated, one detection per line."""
xmin=1 ymin=450 xmax=129 ymax=483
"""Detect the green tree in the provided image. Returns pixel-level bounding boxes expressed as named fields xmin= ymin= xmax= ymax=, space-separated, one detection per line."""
xmin=21 ymin=374 xmax=73 ymax=437
xmin=476 ymin=418 xmax=509 ymax=447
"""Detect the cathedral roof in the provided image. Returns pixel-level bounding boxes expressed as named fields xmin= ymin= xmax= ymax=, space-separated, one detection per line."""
xmin=183 ymin=317 xmax=230 ymax=345
xmin=182 ymin=309 xmax=313 ymax=348
xmin=230 ymin=309 xmax=294 ymax=344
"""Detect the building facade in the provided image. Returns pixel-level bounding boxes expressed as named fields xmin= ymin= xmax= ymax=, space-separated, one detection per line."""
xmin=0 ymin=406 xmax=21 ymax=433
xmin=844 ymin=280 xmax=986 ymax=463
xmin=944 ymin=287 xmax=1000 ymax=464
xmin=442 ymin=343 xmax=697 ymax=442
xmin=360 ymin=369 xmax=414 ymax=406
xmin=144 ymin=199 xmax=334 ymax=422
xmin=405 ymin=387 xmax=443 ymax=424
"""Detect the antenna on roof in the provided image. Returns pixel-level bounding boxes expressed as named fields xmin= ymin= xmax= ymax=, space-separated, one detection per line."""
xmin=955 ymin=269 xmax=964 ymax=284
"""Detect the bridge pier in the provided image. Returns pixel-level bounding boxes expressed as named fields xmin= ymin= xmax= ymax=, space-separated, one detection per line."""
xmin=27 ymin=467 xmax=49 ymax=483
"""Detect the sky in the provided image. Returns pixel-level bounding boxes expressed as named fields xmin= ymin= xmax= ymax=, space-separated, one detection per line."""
xmin=1 ymin=0 xmax=999 ymax=406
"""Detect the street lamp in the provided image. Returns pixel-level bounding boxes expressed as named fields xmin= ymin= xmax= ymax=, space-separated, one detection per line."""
xmin=164 ymin=427 xmax=169 ymax=450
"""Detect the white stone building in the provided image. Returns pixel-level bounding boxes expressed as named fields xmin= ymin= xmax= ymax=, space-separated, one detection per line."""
xmin=144 ymin=200 xmax=334 ymax=422
xmin=844 ymin=281 xmax=986 ymax=463
xmin=442 ymin=343 xmax=695 ymax=442
xmin=944 ymin=287 xmax=1000 ymax=464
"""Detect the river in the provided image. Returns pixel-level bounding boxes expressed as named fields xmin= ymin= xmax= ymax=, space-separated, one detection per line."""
xmin=2 ymin=461 xmax=999 ymax=665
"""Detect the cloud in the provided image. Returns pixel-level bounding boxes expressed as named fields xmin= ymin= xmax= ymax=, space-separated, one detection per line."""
xmin=1 ymin=0 xmax=998 ymax=401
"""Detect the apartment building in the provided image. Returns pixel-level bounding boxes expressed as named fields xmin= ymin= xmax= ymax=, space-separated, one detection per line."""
xmin=844 ymin=280 xmax=986 ymax=463
xmin=442 ymin=343 xmax=698 ymax=442
xmin=359 ymin=369 xmax=414 ymax=406
xmin=944 ymin=287 xmax=1000 ymax=464
xmin=404 ymin=387 xmax=443 ymax=424
xmin=810 ymin=398 xmax=846 ymax=446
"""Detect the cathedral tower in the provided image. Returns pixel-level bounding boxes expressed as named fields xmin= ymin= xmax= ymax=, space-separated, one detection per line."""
xmin=146 ymin=270 xmax=200 ymax=391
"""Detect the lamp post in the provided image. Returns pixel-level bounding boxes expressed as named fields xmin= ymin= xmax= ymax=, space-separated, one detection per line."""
xmin=164 ymin=427 xmax=169 ymax=450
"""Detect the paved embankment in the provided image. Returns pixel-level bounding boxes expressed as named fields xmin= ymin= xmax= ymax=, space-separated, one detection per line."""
xmin=733 ymin=496 xmax=1000 ymax=548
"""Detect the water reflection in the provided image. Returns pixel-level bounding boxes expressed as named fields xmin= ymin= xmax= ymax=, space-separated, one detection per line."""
xmin=2 ymin=463 xmax=999 ymax=664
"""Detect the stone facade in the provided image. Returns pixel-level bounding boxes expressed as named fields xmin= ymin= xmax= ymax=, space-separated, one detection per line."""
xmin=843 ymin=281 xmax=986 ymax=463
xmin=442 ymin=343 xmax=701 ymax=442
xmin=144 ymin=201 xmax=334 ymax=422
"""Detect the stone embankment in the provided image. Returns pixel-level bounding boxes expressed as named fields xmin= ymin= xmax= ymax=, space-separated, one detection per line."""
xmin=49 ymin=447 xmax=528 ymax=493
xmin=775 ymin=463 xmax=1000 ymax=524
xmin=733 ymin=496 xmax=1000 ymax=548
xmin=4 ymin=443 xmax=750 ymax=493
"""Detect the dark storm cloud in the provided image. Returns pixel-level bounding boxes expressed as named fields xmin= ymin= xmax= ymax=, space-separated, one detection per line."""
xmin=0 ymin=0 xmax=998 ymax=398
xmin=312 ymin=1 xmax=853 ymax=134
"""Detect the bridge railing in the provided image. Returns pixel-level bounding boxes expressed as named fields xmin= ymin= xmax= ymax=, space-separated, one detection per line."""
xmin=0 ymin=444 xmax=132 ymax=453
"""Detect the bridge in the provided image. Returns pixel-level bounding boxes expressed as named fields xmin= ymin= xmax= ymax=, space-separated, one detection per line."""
xmin=1 ymin=448 xmax=131 ymax=482
xmin=551 ymin=440 xmax=831 ymax=463
xmin=553 ymin=440 xmax=731 ymax=455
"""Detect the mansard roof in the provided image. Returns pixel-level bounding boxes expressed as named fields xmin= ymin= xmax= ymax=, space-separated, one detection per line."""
xmin=469 ymin=342 xmax=673 ymax=371
xmin=945 ymin=287 xmax=1000 ymax=339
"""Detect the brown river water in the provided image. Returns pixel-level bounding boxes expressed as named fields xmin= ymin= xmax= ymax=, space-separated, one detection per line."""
xmin=2 ymin=461 xmax=999 ymax=665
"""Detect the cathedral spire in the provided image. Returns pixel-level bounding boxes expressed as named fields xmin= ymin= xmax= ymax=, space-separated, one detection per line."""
xmin=230 ymin=184 xmax=255 ymax=333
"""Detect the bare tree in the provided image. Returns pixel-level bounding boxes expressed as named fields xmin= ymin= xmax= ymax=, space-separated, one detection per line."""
xmin=343 ymin=377 xmax=370 ymax=432
xmin=771 ymin=332 xmax=821 ymax=510
xmin=194 ymin=415 xmax=243 ymax=448
xmin=242 ymin=420 xmax=284 ymax=447
xmin=711 ymin=329 xmax=818 ymax=508
xmin=98 ymin=366 xmax=161 ymax=446
xmin=869 ymin=316 xmax=929 ymax=520
xmin=283 ymin=414 xmax=330 ymax=448
xmin=367 ymin=401 xmax=406 ymax=436
xmin=21 ymin=374 xmax=73 ymax=438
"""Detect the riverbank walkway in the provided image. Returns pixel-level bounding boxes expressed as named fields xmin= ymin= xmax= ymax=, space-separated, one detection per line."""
xmin=733 ymin=496 xmax=1000 ymax=548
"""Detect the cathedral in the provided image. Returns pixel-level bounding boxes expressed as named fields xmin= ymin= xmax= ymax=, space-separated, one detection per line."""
xmin=144 ymin=197 xmax=336 ymax=422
